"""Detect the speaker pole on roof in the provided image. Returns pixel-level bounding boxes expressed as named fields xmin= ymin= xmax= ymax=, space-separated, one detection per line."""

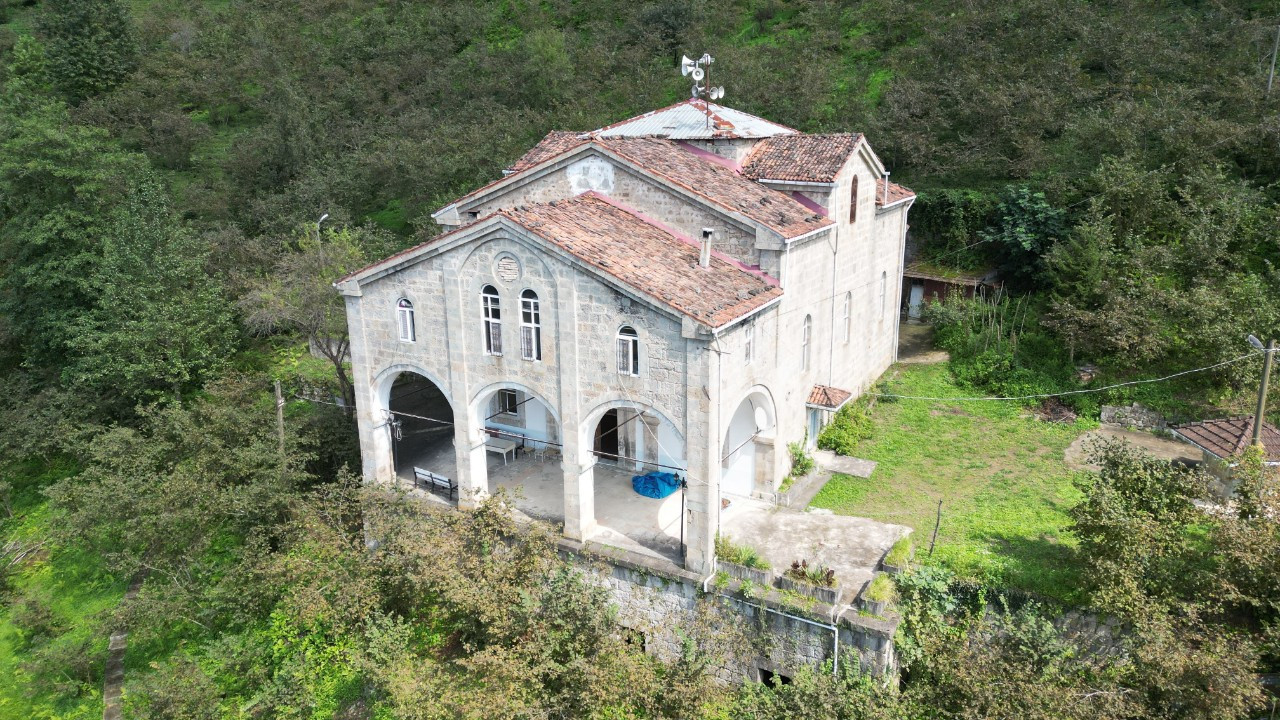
xmin=678 ymin=52 xmax=725 ymax=128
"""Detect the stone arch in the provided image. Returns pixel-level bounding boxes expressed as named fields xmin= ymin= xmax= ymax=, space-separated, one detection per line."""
xmin=469 ymin=378 xmax=563 ymax=440
xmin=369 ymin=363 xmax=458 ymax=489
xmin=721 ymin=385 xmax=780 ymax=498
xmin=579 ymin=396 xmax=686 ymax=472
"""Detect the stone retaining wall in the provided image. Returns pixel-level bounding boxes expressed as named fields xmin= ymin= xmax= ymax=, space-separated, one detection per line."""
xmin=564 ymin=539 xmax=897 ymax=684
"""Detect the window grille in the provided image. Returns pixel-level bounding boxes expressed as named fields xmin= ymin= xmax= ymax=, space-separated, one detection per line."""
xmin=482 ymin=285 xmax=502 ymax=355
xmin=520 ymin=289 xmax=542 ymax=361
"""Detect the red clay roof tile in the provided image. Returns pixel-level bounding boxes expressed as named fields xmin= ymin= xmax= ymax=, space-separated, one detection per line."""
xmin=741 ymin=134 xmax=863 ymax=183
xmin=1173 ymin=416 xmax=1280 ymax=462
xmin=807 ymin=385 xmax=853 ymax=409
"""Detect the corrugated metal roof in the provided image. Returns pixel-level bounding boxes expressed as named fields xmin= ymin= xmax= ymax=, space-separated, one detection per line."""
xmin=593 ymin=99 xmax=797 ymax=139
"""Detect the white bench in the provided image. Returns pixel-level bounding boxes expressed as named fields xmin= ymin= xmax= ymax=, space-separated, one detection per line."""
xmin=413 ymin=467 xmax=457 ymax=500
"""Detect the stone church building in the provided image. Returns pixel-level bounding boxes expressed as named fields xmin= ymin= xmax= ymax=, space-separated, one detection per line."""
xmin=336 ymin=99 xmax=914 ymax=575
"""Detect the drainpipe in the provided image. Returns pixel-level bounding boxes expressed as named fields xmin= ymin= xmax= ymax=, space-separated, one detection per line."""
xmin=881 ymin=171 xmax=890 ymax=206
xmin=711 ymin=591 xmax=841 ymax=676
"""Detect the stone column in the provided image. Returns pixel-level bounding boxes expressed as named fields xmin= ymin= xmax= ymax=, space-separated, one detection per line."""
xmin=682 ymin=333 xmax=718 ymax=574
xmin=556 ymin=275 xmax=594 ymax=540
xmin=641 ymin=413 xmax=661 ymax=472
xmin=442 ymin=259 xmax=486 ymax=508
xmin=753 ymin=436 xmax=778 ymax=495
xmin=343 ymin=293 xmax=393 ymax=484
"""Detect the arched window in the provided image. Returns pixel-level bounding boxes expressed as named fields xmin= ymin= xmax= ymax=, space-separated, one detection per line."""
xmin=520 ymin=289 xmax=542 ymax=361
xmin=880 ymin=271 xmax=888 ymax=317
xmin=801 ymin=315 xmax=812 ymax=372
xmin=849 ymin=175 xmax=859 ymax=223
xmin=396 ymin=298 xmax=415 ymax=343
xmin=482 ymin=285 xmax=502 ymax=355
xmin=842 ymin=292 xmax=851 ymax=343
xmin=616 ymin=326 xmax=639 ymax=376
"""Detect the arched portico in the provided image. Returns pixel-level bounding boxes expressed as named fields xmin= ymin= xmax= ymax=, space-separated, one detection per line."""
xmin=463 ymin=381 xmax=564 ymax=518
xmin=573 ymin=398 xmax=688 ymax=562
xmin=366 ymin=364 xmax=471 ymax=505
xmin=720 ymin=386 xmax=780 ymax=498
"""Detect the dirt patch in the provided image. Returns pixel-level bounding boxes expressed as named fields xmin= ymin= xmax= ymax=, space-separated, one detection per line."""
xmin=897 ymin=323 xmax=949 ymax=364
xmin=1064 ymin=425 xmax=1202 ymax=471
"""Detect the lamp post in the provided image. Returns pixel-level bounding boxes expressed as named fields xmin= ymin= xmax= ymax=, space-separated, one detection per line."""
xmin=1248 ymin=334 xmax=1275 ymax=447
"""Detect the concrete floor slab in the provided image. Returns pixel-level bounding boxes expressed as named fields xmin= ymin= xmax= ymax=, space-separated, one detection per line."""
xmin=395 ymin=433 xmax=684 ymax=563
xmin=1064 ymin=424 xmax=1201 ymax=471
xmin=721 ymin=506 xmax=910 ymax=603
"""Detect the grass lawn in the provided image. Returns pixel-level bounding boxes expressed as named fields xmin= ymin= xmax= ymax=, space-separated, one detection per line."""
xmin=811 ymin=363 xmax=1095 ymax=602
xmin=0 ymin=460 xmax=125 ymax=720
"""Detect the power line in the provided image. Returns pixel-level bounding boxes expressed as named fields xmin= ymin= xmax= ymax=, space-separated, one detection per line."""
xmin=871 ymin=352 xmax=1257 ymax=403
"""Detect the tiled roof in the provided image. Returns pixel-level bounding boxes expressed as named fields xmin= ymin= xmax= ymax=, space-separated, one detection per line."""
xmin=1173 ymin=417 xmax=1280 ymax=462
xmin=507 ymin=131 xmax=587 ymax=173
xmin=741 ymin=134 xmax=863 ymax=183
xmin=592 ymin=99 xmax=797 ymax=139
xmin=597 ymin=137 xmax=830 ymax=239
xmin=504 ymin=194 xmax=781 ymax=327
xmin=807 ymin=385 xmax=853 ymax=410
xmin=876 ymin=177 xmax=915 ymax=207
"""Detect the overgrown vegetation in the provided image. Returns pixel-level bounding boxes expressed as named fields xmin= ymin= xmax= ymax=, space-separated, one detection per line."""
xmin=816 ymin=398 xmax=874 ymax=455
xmin=715 ymin=535 xmax=770 ymax=570
xmin=784 ymin=560 xmax=837 ymax=588
xmin=882 ymin=535 xmax=912 ymax=569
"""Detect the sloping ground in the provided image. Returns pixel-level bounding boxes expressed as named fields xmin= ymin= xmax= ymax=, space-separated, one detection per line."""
xmin=0 ymin=460 xmax=124 ymax=720
xmin=810 ymin=364 xmax=1092 ymax=601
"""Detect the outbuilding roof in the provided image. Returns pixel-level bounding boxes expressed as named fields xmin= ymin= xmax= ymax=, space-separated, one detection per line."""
xmin=507 ymin=130 xmax=586 ymax=173
xmin=741 ymin=134 xmax=863 ymax=183
xmin=591 ymin=99 xmax=797 ymax=139
xmin=1172 ymin=416 xmax=1280 ymax=463
xmin=807 ymin=385 xmax=853 ymax=410
xmin=876 ymin=177 xmax=916 ymax=207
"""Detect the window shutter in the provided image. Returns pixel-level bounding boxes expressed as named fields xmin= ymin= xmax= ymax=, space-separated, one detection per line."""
xmin=617 ymin=338 xmax=628 ymax=375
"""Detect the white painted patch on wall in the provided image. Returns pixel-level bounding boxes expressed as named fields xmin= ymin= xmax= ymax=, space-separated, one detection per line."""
xmin=567 ymin=156 xmax=615 ymax=196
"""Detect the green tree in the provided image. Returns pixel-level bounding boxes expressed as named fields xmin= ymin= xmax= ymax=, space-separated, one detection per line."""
xmin=240 ymin=226 xmax=379 ymax=409
xmin=980 ymin=185 xmax=1065 ymax=291
xmin=63 ymin=183 xmax=237 ymax=405
xmin=36 ymin=0 xmax=138 ymax=103
xmin=0 ymin=52 xmax=149 ymax=372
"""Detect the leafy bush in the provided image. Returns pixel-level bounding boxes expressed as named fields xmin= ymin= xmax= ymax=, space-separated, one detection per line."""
xmin=883 ymin=536 xmax=912 ymax=569
xmin=716 ymin=535 xmax=770 ymax=570
xmin=816 ymin=400 xmax=873 ymax=456
xmin=787 ymin=441 xmax=814 ymax=477
xmin=785 ymin=560 xmax=836 ymax=588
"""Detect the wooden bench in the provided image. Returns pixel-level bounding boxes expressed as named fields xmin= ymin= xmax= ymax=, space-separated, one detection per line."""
xmin=413 ymin=467 xmax=457 ymax=500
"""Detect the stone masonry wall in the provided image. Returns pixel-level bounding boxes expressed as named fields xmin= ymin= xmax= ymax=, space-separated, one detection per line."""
xmin=578 ymin=550 xmax=898 ymax=684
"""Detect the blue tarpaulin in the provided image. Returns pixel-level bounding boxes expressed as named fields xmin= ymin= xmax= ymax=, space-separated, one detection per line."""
xmin=631 ymin=471 xmax=681 ymax=499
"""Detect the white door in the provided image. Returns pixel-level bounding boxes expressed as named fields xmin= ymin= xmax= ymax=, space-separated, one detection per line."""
xmin=908 ymin=281 xmax=925 ymax=319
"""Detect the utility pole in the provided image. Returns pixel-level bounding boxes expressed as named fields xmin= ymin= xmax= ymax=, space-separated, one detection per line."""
xmin=274 ymin=380 xmax=287 ymax=467
xmin=1269 ymin=24 xmax=1280 ymax=97
xmin=1253 ymin=339 xmax=1276 ymax=447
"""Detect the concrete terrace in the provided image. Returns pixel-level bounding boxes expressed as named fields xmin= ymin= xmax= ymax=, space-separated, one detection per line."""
xmin=395 ymin=432 xmax=907 ymax=599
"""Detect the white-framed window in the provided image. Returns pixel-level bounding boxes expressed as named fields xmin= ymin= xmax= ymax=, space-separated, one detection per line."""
xmin=880 ymin=271 xmax=887 ymax=317
xmin=497 ymin=388 xmax=519 ymax=415
xmin=616 ymin=326 xmax=639 ymax=376
xmin=482 ymin=284 xmax=502 ymax=355
xmin=396 ymin=298 xmax=415 ymax=342
xmin=520 ymin=289 xmax=542 ymax=361
xmin=744 ymin=323 xmax=754 ymax=365
xmin=801 ymin=315 xmax=812 ymax=372
xmin=842 ymin=292 xmax=851 ymax=343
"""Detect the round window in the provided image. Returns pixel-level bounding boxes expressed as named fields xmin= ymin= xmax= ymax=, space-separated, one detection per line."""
xmin=495 ymin=254 xmax=521 ymax=284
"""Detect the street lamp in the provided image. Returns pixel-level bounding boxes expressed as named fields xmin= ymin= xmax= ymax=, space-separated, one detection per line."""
xmin=1248 ymin=334 xmax=1265 ymax=352
xmin=316 ymin=213 xmax=330 ymax=241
